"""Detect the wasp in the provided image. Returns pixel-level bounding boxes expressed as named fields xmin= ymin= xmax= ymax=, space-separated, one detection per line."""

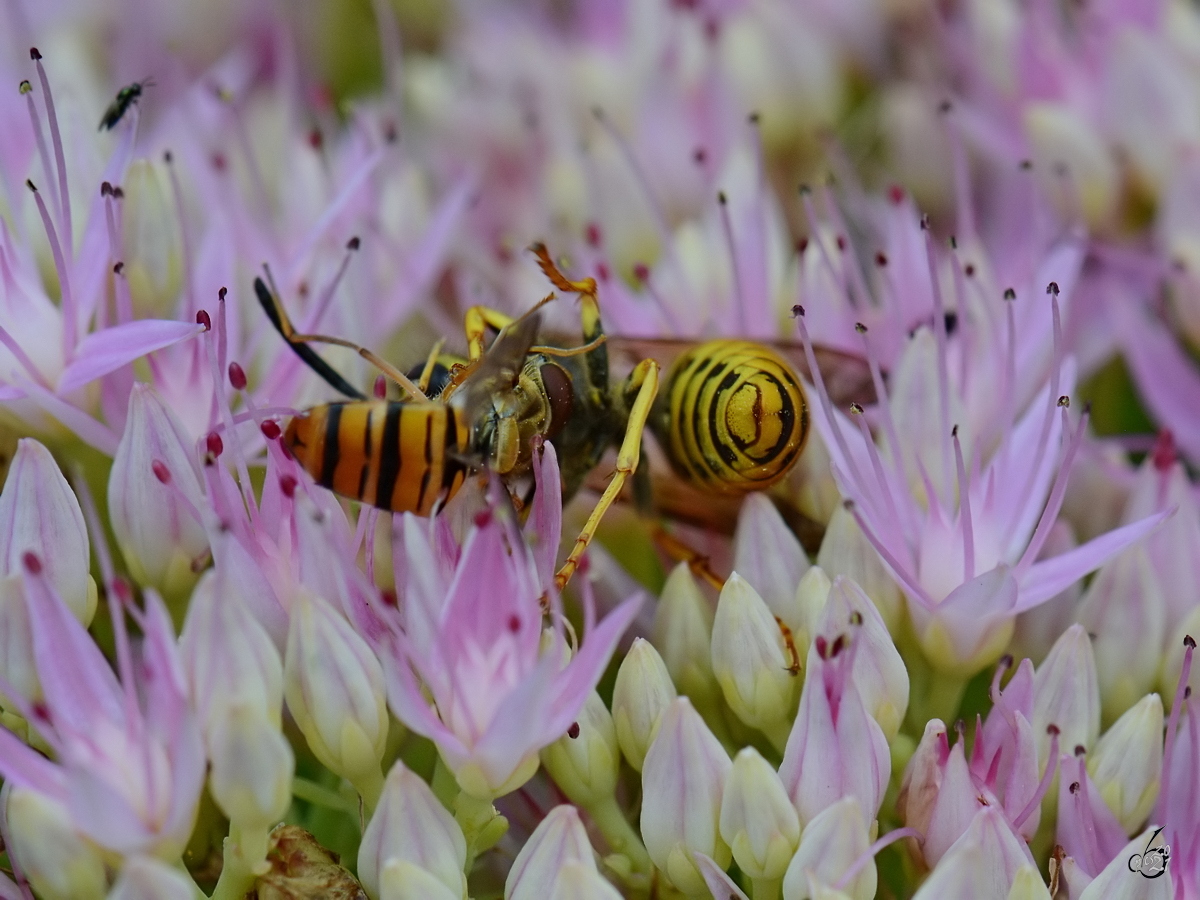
xmin=257 ymin=245 xmax=870 ymax=590
xmin=99 ymin=79 xmax=153 ymax=131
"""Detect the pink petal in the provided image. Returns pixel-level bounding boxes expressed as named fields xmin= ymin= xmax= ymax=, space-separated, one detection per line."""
xmin=57 ymin=320 xmax=204 ymax=395
xmin=1017 ymin=510 xmax=1171 ymax=611
xmin=0 ymin=728 xmax=67 ymax=798
xmin=694 ymin=852 xmax=749 ymax=900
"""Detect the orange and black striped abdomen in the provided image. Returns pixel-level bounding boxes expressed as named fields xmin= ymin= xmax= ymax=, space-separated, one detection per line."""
xmin=284 ymin=400 xmax=469 ymax=515
xmin=657 ymin=340 xmax=808 ymax=493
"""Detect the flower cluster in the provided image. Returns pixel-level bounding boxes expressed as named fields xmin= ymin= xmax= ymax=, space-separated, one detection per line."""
xmin=0 ymin=1 xmax=1198 ymax=899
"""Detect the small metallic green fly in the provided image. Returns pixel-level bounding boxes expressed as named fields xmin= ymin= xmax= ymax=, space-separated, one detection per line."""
xmin=99 ymin=79 xmax=153 ymax=130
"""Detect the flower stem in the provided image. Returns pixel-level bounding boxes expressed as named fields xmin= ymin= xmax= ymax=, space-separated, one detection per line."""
xmin=454 ymin=791 xmax=509 ymax=873
xmin=352 ymin=761 xmax=385 ymax=818
xmin=209 ymin=824 xmax=261 ymax=900
xmin=589 ymin=793 xmax=653 ymax=875
xmin=751 ymin=876 xmax=782 ymax=900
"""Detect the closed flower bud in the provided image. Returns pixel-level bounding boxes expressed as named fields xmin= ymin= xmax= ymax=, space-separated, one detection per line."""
xmin=108 ymin=384 xmax=208 ymax=595
xmin=1075 ymin=548 xmax=1166 ymax=724
xmin=284 ymin=590 xmax=388 ymax=805
xmin=1034 ymin=624 xmax=1100 ymax=762
xmin=720 ymin=747 xmax=800 ymax=880
xmin=611 ymin=637 xmax=676 ymax=771
xmin=653 ymin=563 xmax=723 ymax=722
xmin=911 ymin=808 xmax=1033 ymax=900
xmin=541 ymin=690 xmax=619 ymax=807
xmin=1087 ymin=693 xmax=1163 ymax=832
xmin=641 ymin=697 xmax=732 ymax=895
xmin=507 ymin=805 xmax=600 ymax=900
xmin=380 ymin=861 xmax=461 ymax=900
xmin=795 ymin=566 xmax=832 ymax=654
xmin=1078 ymin=825 xmax=1174 ymax=900
xmin=209 ymin=705 xmax=294 ymax=831
xmin=360 ymin=762 xmax=467 ymax=900
xmin=0 ymin=438 xmax=96 ymax=624
xmin=107 ymin=857 xmax=197 ymax=900
xmin=711 ymin=573 xmax=800 ymax=743
xmin=545 ymin=862 xmax=624 ymax=900
xmin=6 ymin=787 xmax=106 ymax=900
xmin=782 ymin=798 xmax=875 ymax=900
xmin=816 ymin=504 xmax=902 ymax=632
xmin=733 ymin=493 xmax=809 ymax=628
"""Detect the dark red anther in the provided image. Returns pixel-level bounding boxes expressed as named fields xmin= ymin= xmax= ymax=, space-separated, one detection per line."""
xmin=260 ymin=420 xmax=282 ymax=440
xmin=814 ymin=635 xmax=828 ymax=659
xmin=228 ymin=362 xmax=247 ymax=391
xmin=101 ymin=181 xmax=113 ymax=196
xmin=965 ymin=264 xmax=976 ymax=277
xmin=1074 ymin=745 xmax=1086 ymax=757
xmin=113 ymin=578 xmax=133 ymax=603
xmin=585 ymin=222 xmax=601 ymax=247
xmin=113 ymin=186 xmax=124 ymax=199
xmin=152 ymin=460 xmax=171 ymax=484
xmin=1185 ymin=635 xmax=1196 ymax=649
xmin=1047 ymin=723 xmax=1060 ymax=736
xmin=1046 ymin=282 xmax=1060 ymax=296
xmin=1069 ymin=782 xmax=1080 ymax=794
xmin=836 ymin=235 xmax=847 ymax=251
xmin=164 ymin=149 xmax=174 ymax=164
xmin=567 ymin=722 xmax=581 ymax=739
xmin=474 ymin=509 xmax=492 ymax=528
xmin=206 ymin=432 xmax=224 ymax=456
xmin=1152 ymin=430 xmax=1176 ymax=472
xmin=875 ymin=252 xmax=888 ymax=267
xmin=829 ymin=634 xmax=847 ymax=657
xmin=113 ymin=262 xmax=124 ymax=275
xmin=508 ymin=615 xmax=521 ymax=633
xmin=596 ymin=262 xmax=610 ymax=283
xmin=279 ymin=475 xmax=298 ymax=498
xmin=211 ymin=152 xmax=227 ymax=171
xmin=791 ymin=304 xmax=805 ymax=318
xmin=21 ymin=551 xmax=42 ymax=574
xmin=693 ymin=146 xmax=707 ymax=165
xmin=196 ymin=310 xmax=212 ymax=331
xmin=888 ymin=184 xmax=905 ymax=205
xmin=796 ymin=238 xmax=809 ymax=254
xmin=29 ymin=47 xmax=42 ymax=60
xmin=632 ymin=262 xmax=650 ymax=282
xmin=218 ymin=286 xmax=228 ymax=301
xmin=717 ymin=190 xmax=727 ymax=206
xmin=30 ymin=701 xmax=49 ymax=722
xmin=374 ymin=374 xmax=388 ymax=399
xmin=308 ymin=128 xmax=323 ymax=150
xmin=347 ymin=236 xmax=361 ymax=251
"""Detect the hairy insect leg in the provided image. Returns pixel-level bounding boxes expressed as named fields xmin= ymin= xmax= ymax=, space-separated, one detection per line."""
xmin=555 ymin=358 xmax=660 ymax=591
xmin=530 ymin=243 xmax=607 ymax=393
xmin=285 ymin=329 xmax=425 ymax=401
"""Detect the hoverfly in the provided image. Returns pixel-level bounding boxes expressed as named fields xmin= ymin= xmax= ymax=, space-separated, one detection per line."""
xmin=257 ymin=245 xmax=871 ymax=590
xmin=99 ymin=79 xmax=153 ymax=131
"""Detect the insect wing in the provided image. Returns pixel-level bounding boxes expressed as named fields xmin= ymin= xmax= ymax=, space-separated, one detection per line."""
xmin=607 ymin=336 xmax=876 ymax=408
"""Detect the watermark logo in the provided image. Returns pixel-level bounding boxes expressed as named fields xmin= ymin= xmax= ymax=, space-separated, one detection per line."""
xmin=1128 ymin=827 xmax=1170 ymax=879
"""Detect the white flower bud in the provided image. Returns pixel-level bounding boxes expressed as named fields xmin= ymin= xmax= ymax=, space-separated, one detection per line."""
xmin=783 ymin=798 xmax=876 ymax=900
xmin=107 ymin=856 xmax=196 ymax=900
xmin=360 ymin=762 xmax=467 ymax=900
xmin=711 ymin=573 xmax=800 ymax=739
xmin=0 ymin=438 xmax=96 ymax=624
xmin=652 ymin=563 xmax=722 ymax=720
xmin=541 ymin=691 xmax=619 ymax=807
xmin=611 ymin=638 xmax=676 ymax=771
xmin=7 ymin=787 xmax=106 ymax=900
xmin=284 ymin=590 xmax=388 ymax=797
xmin=507 ymin=805 xmax=598 ymax=900
xmin=209 ymin=705 xmax=294 ymax=829
xmin=733 ymin=493 xmax=809 ymax=627
xmin=720 ymin=747 xmax=800 ymax=880
xmin=380 ymin=861 xmax=461 ymax=900
xmin=641 ymin=697 xmax=732 ymax=895
xmin=1034 ymin=624 xmax=1100 ymax=762
xmin=108 ymin=384 xmax=208 ymax=595
xmin=816 ymin=504 xmax=901 ymax=632
xmin=1087 ymin=693 xmax=1163 ymax=832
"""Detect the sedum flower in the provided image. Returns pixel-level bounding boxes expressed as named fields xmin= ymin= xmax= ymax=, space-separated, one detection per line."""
xmin=506 ymin=805 xmax=616 ymax=900
xmin=1034 ymin=625 xmax=1101 ymax=763
xmin=381 ymin=457 xmax=641 ymax=799
xmin=610 ymin=637 xmax=676 ymax=772
xmin=641 ymin=696 xmax=732 ymax=895
xmin=732 ymin=493 xmax=810 ymax=628
xmin=107 ymin=383 xmax=209 ymax=596
xmin=778 ymin=626 xmax=890 ymax=827
xmin=652 ymin=562 xmax=725 ymax=731
xmin=910 ymin=807 xmax=1037 ymax=900
xmin=711 ymin=572 xmax=801 ymax=746
xmin=782 ymin=797 xmax=876 ymax=900
xmin=359 ymin=761 xmax=468 ymax=900
xmin=719 ymin=746 xmax=801 ymax=882
xmin=1088 ymin=693 xmax=1163 ymax=832
xmin=1055 ymin=750 xmax=1128 ymax=880
xmin=284 ymin=588 xmax=389 ymax=809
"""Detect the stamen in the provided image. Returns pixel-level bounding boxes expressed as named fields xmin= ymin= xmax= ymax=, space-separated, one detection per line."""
xmin=943 ymin=111 xmax=976 ymax=246
xmin=30 ymin=49 xmax=71 ymax=247
xmin=1072 ymin=754 xmax=1104 ymax=873
xmin=299 ymin=236 xmax=360 ymax=335
xmin=26 ymin=180 xmax=75 ymax=356
xmin=101 ymin=185 xmax=134 ymax=323
xmin=716 ymin=191 xmax=748 ymax=332
xmin=22 ymin=75 xmax=62 ymax=236
xmin=952 ymin=425 xmax=976 ymax=580
xmin=819 ymin=184 xmax=874 ymax=309
xmin=1156 ymin=635 xmax=1196 ymax=822
xmin=0 ymin=324 xmax=51 ymax=387
xmin=843 ymin=500 xmax=934 ymax=607
xmin=922 ymin=229 xmax=955 ymax=503
xmin=849 ymin=403 xmax=907 ymax=543
xmin=798 ymin=187 xmax=852 ymax=306
xmin=204 ymin=299 xmax=259 ymax=527
xmin=1012 ymin=724 xmax=1060 ymax=830
xmin=163 ymin=150 xmax=196 ymax=314
xmin=217 ymin=287 xmax=229 ymax=379
xmin=633 ymin=264 xmax=684 ymax=334
xmin=1015 ymin=401 xmax=1086 ymax=579
xmin=591 ymin=107 xmax=675 ymax=254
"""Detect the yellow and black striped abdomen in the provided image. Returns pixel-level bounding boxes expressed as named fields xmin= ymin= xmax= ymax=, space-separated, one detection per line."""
xmin=659 ymin=340 xmax=808 ymax=493
xmin=284 ymin=400 xmax=469 ymax=515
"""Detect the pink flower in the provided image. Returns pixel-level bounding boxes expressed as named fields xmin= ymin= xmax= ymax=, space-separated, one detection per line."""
xmin=380 ymin=445 xmax=641 ymax=799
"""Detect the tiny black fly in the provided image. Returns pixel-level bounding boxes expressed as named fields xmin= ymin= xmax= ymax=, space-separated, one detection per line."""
xmin=99 ymin=79 xmax=153 ymax=131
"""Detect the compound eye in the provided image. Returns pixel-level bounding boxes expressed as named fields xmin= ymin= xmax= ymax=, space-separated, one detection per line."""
xmin=539 ymin=362 xmax=574 ymax=439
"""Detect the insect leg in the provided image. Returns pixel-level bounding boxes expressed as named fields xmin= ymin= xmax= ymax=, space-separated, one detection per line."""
xmin=415 ymin=338 xmax=446 ymax=395
xmin=255 ymin=276 xmax=367 ymax=400
xmin=285 ymin=330 xmax=426 ymax=402
xmin=554 ymin=357 xmax=660 ymax=591
xmin=530 ymin=243 xmax=607 ymax=392
xmin=464 ymin=306 xmax=517 ymax=361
